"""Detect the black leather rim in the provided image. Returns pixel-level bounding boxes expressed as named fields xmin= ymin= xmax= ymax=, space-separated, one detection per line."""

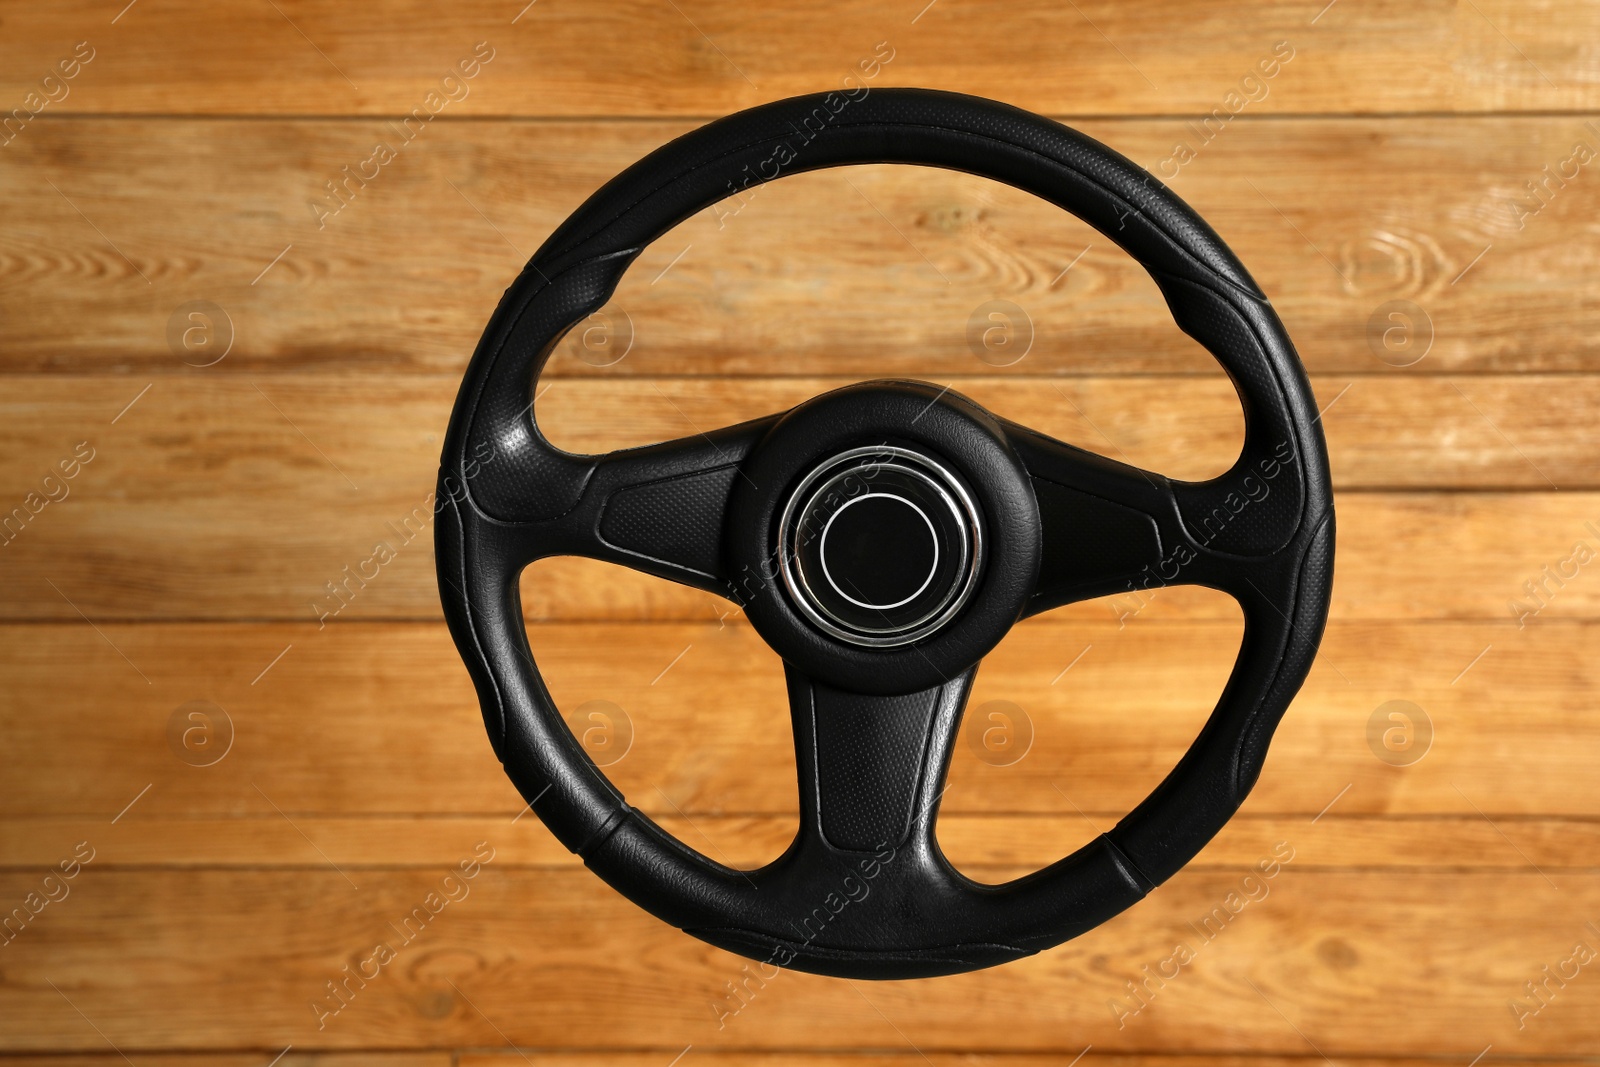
xmin=436 ymin=88 xmax=1335 ymax=979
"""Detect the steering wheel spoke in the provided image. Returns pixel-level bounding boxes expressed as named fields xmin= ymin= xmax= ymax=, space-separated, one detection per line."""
xmin=1003 ymin=423 xmax=1182 ymax=613
xmin=1005 ymin=421 xmax=1314 ymax=621
xmin=1170 ymin=465 xmax=1308 ymax=599
xmin=785 ymin=664 xmax=971 ymax=859
xmin=576 ymin=417 xmax=777 ymax=595
xmin=471 ymin=414 xmax=780 ymax=598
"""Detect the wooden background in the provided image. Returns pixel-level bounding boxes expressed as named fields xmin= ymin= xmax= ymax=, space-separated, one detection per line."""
xmin=4 ymin=1 xmax=1600 ymax=1063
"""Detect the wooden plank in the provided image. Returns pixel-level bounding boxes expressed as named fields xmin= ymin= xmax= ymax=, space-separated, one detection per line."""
xmin=3 ymin=6 xmax=1591 ymax=1063
xmin=2 ymin=2 xmax=1597 ymax=117
xmin=0 ymin=1062 xmax=1531 ymax=1067
xmin=458 ymin=1060 xmax=1600 ymax=1067
xmin=458 ymin=1059 xmax=1600 ymax=1067
xmin=17 ymin=1061 xmax=1559 ymax=1067
xmin=21 ymin=1062 xmax=443 ymax=1067
xmin=3 ymin=1062 xmax=1574 ymax=1067
xmin=2 ymin=867 xmax=1596 ymax=1052
xmin=1 ymin=620 xmax=1594 ymax=820
xmin=3 ymin=117 xmax=1598 ymax=375
xmin=0 ymin=1061 xmax=1564 ymax=1067
xmin=9 ymin=484 xmax=1598 ymax=622
xmin=6 ymin=813 xmax=1600 ymax=874
xmin=5 ymin=373 xmax=1600 ymax=622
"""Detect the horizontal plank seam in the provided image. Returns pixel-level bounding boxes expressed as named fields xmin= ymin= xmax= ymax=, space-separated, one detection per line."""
xmin=26 ymin=110 xmax=1600 ymax=122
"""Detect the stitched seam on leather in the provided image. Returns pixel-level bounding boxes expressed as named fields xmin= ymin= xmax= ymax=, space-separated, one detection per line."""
xmin=1023 ymin=472 xmax=1166 ymax=605
xmin=540 ymin=109 xmax=1260 ymax=295
xmin=684 ymin=927 xmax=1028 ymax=963
xmin=1101 ymin=832 xmax=1157 ymax=893
xmin=576 ymin=804 xmax=630 ymax=859
xmin=445 ymin=489 xmax=508 ymax=750
xmin=1228 ymin=506 xmax=1334 ymax=800
xmin=546 ymin=116 xmax=1260 ymax=301
xmin=594 ymin=460 xmax=741 ymax=580
xmin=463 ymin=112 xmax=1274 ymax=526
xmin=458 ymin=248 xmax=637 ymax=526
xmin=1149 ymin=267 xmax=1315 ymax=558
xmin=901 ymin=678 xmax=950 ymax=850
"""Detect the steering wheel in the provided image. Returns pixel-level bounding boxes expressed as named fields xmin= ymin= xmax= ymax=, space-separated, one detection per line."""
xmin=436 ymin=89 xmax=1334 ymax=980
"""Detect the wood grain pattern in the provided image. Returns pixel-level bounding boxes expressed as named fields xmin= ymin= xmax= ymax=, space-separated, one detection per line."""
xmin=3 ymin=867 xmax=1597 ymax=1053
xmin=459 ymin=1060 xmax=1587 ymax=1067
xmin=3 ymin=117 xmax=1598 ymax=375
xmin=0 ymin=1059 xmax=1564 ymax=1067
xmin=8 ymin=487 xmax=1593 ymax=621
xmin=4 ymin=374 xmax=1598 ymax=622
xmin=1 ymin=620 xmax=1591 ymax=820
xmin=0 ymin=1060 xmax=1550 ymax=1067
xmin=3 ymin=1 xmax=1598 ymax=117
xmin=0 ymin=1059 xmax=446 ymax=1067
xmin=7 ymin=813 xmax=1600 ymax=874
xmin=4 ymin=1 xmax=1598 ymax=1059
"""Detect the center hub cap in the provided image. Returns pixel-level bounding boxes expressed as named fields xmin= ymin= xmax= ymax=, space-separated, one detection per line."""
xmin=778 ymin=446 xmax=983 ymax=648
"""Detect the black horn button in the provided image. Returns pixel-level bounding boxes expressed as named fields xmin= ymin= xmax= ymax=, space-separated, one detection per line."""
xmin=778 ymin=446 xmax=982 ymax=648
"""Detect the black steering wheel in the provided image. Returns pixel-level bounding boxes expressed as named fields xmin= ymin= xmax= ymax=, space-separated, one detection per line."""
xmin=436 ymin=89 xmax=1334 ymax=980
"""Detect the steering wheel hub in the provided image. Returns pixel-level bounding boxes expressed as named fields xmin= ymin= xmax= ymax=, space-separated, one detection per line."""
xmin=779 ymin=446 xmax=982 ymax=648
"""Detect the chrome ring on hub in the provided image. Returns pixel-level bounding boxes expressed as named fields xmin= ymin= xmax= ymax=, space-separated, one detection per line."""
xmin=776 ymin=445 xmax=983 ymax=648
